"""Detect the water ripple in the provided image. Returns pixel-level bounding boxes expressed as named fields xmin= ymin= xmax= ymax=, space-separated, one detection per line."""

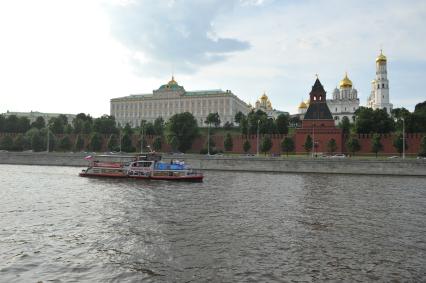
xmin=0 ymin=165 xmax=425 ymax=282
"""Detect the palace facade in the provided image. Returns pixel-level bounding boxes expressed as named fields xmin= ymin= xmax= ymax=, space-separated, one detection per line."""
xmin=1 ymin=111 xmax=76 ymax=124
xmin=110 ymin=77 xmax=250 ymax=127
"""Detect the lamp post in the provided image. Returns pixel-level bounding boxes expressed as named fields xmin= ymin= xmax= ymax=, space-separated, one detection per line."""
xmin=312 ymin=123 xmax=315 ymax=158
xmin=402 ymin=117 xmax=405 ymax=159
xmin=140 ymin=125 xmax=144 ymax=153
xmin=119 ymin=129 xmax=122 ymax=153
xmin=256 ymin=120 xmax=260 ymax=156
xmin=46 ymin=128 xmax=50 ymax=153
xmin=207 ymin=122 xmax=211 ymax=155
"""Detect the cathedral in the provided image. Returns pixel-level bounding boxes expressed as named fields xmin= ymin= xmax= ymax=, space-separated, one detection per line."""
xmin=367 ymin=50 xmax=393 ymax=113
xmin=254 ymin=92 xmax=288 ymax=119
xmin=327 ymin=73 xmax=360 ymax=123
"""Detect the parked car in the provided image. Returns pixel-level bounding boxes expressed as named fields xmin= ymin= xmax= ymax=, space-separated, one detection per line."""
xmin=388 ymin=156 xmax=399 ymax=159
xmin=331 ymin=154 xmax=346 ymax=158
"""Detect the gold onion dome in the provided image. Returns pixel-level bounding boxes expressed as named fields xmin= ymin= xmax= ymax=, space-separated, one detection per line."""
xmin=298 ymin=101 xmax=307 ymax=109
xmin=168 ymin=75 xmax=177 ymax=85
xmin=260 ymin=92 xmax=268 ymax=101
xmin=376 ymin=50 xmax=387 ymax=63
xmin=339 ymin=72 xmax=353 ymax=88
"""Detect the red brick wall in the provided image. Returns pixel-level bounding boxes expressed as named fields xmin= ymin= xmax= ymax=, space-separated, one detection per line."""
xmin=343 ymin=133 xmax=425 ymax=155
xmin=1 ymin=132 xmax=425 ymax=155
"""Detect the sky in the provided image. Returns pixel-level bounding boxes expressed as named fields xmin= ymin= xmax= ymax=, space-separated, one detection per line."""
xmin=0 ymin=0 xmax=425 ymax=117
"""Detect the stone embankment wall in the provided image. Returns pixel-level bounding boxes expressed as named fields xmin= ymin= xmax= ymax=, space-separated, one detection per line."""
xmin=0 ymin=152 xmax=425 ymax=176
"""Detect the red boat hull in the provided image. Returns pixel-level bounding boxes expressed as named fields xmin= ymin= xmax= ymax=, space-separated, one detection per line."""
xmin=79 ymin=172 xmax=128 ymax=178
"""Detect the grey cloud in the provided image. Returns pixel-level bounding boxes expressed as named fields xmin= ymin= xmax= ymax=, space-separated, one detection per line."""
xmin=106 ymin=0 xmax=250 ymax=75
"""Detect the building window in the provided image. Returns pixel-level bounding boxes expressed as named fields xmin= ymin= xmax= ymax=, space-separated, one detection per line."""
xmin=377 ymin=84 xmax=380 ymax=89
xmin=382 ymin=83 xmax=385 ymax=88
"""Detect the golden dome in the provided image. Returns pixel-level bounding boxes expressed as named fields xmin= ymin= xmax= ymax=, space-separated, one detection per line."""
xmin=339 ymin=72 xmax=353 ymax=88
xmin=376 ymin=49 xmax=387 ymax=63
xmin=168 ymin=75 xmax=177 ymax=85
xmin=260 ymin=92 xmax=268 ymax=101
xmin=298 ymin=101 xmax=307 ymax=109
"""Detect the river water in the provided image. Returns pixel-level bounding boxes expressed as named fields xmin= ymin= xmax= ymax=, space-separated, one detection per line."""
xmin=0 ymin=164 xmax=425 ymax=282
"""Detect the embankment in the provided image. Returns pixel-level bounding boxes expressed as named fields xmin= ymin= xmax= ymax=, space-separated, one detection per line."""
xmin=1 ymin=152 xmax=425 ymax=176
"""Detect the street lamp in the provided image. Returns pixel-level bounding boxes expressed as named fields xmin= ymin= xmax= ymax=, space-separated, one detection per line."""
xmin=140 ymin=125 xmax=144 ymax=153
xmin=256 ymin=120 xmax=260 ymax=156
xmin=312 ymin=123 xmax=315 ymax=158
xmin=402 ymin=117 xmax=405 ymax=159
xmin=207 ymin=121 xmax=211 ymax=155
xmin=46 ymin=127 xmax=50 ymax=153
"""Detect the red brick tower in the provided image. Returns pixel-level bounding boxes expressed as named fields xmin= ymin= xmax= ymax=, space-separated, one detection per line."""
xmin=296 ymin=78 xmax=343 ymax=154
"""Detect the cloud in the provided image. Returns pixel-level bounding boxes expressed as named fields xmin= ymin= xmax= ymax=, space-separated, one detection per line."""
xmin=105 ymin=0 xmax=250 ymax=75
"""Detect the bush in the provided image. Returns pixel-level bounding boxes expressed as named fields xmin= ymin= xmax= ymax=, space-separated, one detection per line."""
xmin=0 ymin=135 xmax=13 ymax=150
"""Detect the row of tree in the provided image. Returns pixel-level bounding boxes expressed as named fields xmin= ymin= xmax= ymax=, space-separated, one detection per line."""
xmin=338 ymin=101 xmax=426 ymax=135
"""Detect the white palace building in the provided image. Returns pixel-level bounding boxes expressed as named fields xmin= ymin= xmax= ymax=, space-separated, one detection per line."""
xmin=110 ymin=77 xmax=250 ymax=127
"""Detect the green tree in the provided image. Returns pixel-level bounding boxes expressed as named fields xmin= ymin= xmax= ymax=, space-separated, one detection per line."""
xmin=0 ymin=115 xmax=5 ymax=132
xmin=123 ymin=123 xmax=133 ymax=135
xmin=327 ymin=138 xmax=337 ymax=154
xmin=153 ymin=136 xmax=162 ymax=152
xmin=243 ymin=139 xmax=251 ymax=153
xmin=392 ymin=133 xmax=408 ymax=157
xmin=354 ymin=107 xmax=395 ymax=134
xmin=142 ymin=122 xmax=155 ymax=135
xmin=205 ymin=112 xmax=221 ymax=128
xmin=59 ymin=135 xmax=72 ymax=151
xmin=31 ymin=116 xmax=46 ymax=129
xmin=17 ymin=117 xmax=31 ymax=133
xmin=89 ymin=132 xmax=103 ymax=152
xmin=74 ymin=134 xmax=85 ymax=151
xmin=169 ymin=136 xmax=179 ymax=152
xmin=107 ymin=134 xmax=119 ymax=151
xmin=153 ymin=117 xmax=165 ymax=136
xmin=339 ymin=116 xmax=351 ymax=135
xmin=48 ymin=117 xmax=65 ymax=134
xmin=205 ymin=134 xmax=216 ymax=153
xmin=223 ymin=121 xmax=234 ymax=130
xmin=31 ymin=132 xmax=45 ymax=152
xmin=83 ymin=120 xmax=92 ymax=134
xmin=371 ymin=134 xmax=383 ymax=158
xmin=64 ymin=124 xmax=73 ymax=134
xmin=73 ymin=113 xmax=92 ymax=134
xmin=13 ymin=134 xmax=30 ymax=151
xmin=418 ymin=136 xmax=426 ymax=157
xmin=234 ymin=111 xmax=245 ymax=125
xmin=93 ymin=115 xmax=118 ymax=134
xmin=289 ymin=116 xmax=301 ymax=128
xmin=275 ymin=114 xmax=289 ymax=134
xmin=0 ymin=135 xmax=13 ymax=150
xmin=260 ymin=135 xmax=273 ymax=154
xmin=4 ymin=115 xmax=19 ymax=132
xmin=224 ymin=133 xmax=233 ymax=151
xmin=121 ymin=134 xmax=135 ymax=152
xmin=166 ymin=112 xmax=199 ymax=153
xmin=281 ymin=137 xmax=294 ymax=157
xmin=304 ymin=135 xmax=313 ymax=155
xmin=346 ymin=136 xmax=361 ymax=156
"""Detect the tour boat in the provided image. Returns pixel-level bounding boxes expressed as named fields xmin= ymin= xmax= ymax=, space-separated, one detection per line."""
xmin=79 ymin=153 xmax=203 ymax=182
xmin=79 ymin=160 xmax=127 ymax=178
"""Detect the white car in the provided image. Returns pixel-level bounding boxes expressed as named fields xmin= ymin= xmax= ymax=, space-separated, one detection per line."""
xmin=331 ymin=154 xmax=346 ymax=158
